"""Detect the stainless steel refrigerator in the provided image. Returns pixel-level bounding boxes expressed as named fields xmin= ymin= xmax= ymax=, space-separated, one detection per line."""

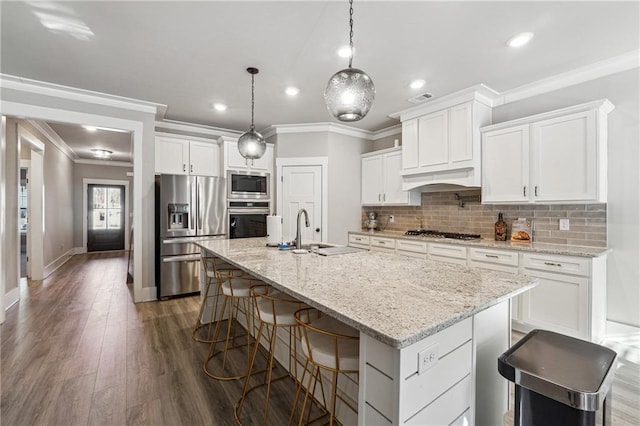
xmin=155 ymin=174 xmax=226 ymax=298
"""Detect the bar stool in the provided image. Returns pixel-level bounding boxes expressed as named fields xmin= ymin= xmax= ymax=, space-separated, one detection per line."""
xmin=235 ymin=284 xmax=308 ymax=425
xmin=192 ymin=255 xmax=245 ymax=343
xmin=293 ymin=307 xmax=359 ymax=426
xmin=203 ymin=273 xmax=262 ymax=381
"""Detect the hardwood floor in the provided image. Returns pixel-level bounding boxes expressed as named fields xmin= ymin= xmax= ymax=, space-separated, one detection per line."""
xmin=2 ymin=251 xmax=638 ymax=425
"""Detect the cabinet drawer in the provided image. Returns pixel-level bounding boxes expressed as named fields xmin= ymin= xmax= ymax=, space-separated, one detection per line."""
xmin=397 ymin=239 xmax=428 ymax=254
xmin=469 ymin=248 xmax=519 ymax=266
xmin=429 ymin=243 xmax=467 ymax=260
xmin=348 ymin=234 xmax=370 ymax=247
xmin=522 ymin=253 xmax=590 ymax=277
xmin=371 ymin=237 xmax=396 ymax=250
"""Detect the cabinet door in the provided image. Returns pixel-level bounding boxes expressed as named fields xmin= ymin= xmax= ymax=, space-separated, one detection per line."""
xmin=418 ymin=110 xmax=448 ymax=168
xmin=155 ymin=137 xmax=189 ymax=175
xmin=226 ymin=140 xmax=271 ymax=171
xmin=361 ymin=155 xmax=383 ymax=205
xmin=449 ymin=103 xmax=473 ymax=163
xmin=481 ymin=125 xmax=530 ymax=203
xmin=402 ymin=119 xmax=419 ymax=170
xmin=531 ymin=110 xmax=597 ymax=202
xmin=382 ymin=150 xmax=407 ymax=204
xmin=520 ymin=270 xmax=589 ymax=340
xmin=189 ymin=141 xmax=219 ymax=176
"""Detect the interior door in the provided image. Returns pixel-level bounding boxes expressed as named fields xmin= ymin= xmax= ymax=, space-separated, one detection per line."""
xmin=281 ymin=165 xmax=322 ymax=244
xmin=87 ymin=184 xmax=125 ymax=252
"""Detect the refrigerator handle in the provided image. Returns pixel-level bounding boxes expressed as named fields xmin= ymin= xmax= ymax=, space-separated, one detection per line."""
xmin=197 ymin=180 xmax=202 ymax=233
xmin=190 ymin=177 xmax=196 ymax=231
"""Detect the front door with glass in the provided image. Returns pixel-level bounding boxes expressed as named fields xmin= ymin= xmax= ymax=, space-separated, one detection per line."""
xmin=87 ymin=184 xmax=125 ymax=252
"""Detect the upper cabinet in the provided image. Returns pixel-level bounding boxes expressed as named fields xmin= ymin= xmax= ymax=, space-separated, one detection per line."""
xmin=155 ymin=135 xmax=221 ymax=176
xmin=481 ymin=100 xmax=614 ymax=204
xmin=362 ymin=147 xmax=420 ymax=206
xmin=224 ymin=139 xmax=274 ymax=172
xmin=394 ymin=88 xmax=493 ymax=191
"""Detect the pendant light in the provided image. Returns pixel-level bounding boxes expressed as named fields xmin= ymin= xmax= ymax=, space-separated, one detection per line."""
xmin=324 ymin=0 xmax=375 ymax=122
xmin=237 ymin=67 xmax=266 ymax=164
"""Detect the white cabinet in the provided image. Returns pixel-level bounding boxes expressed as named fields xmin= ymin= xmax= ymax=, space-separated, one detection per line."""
xmin=481 ymin=100 xmax=613 ymax=204
xmin=361 ymin=147 xmax=420 ymax=206
xmin=155 ymin=136 xmax=220 ymax=176
xmin=370 ymin=236 xmax=396 ymax=253
xmin=224 ymin=139 xmax=273 ymax=172
xmin=517 ymin=252 xmax=606 ymax=342
xmin=398 ymin=96 xmax=492 ymax=190
xmin=348 ymin=234 xmax=370 ymax=249
xmin=428 ymin=243 xmax=467 ymax=266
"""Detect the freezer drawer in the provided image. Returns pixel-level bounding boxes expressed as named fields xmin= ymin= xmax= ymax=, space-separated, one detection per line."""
xmin=159 ymin=254 xmax=201 ymax=298
xmin=160 ymin=239 xmax=201 ymax=256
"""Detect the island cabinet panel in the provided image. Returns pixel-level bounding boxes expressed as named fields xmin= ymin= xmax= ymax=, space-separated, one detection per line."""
xmin=359 ymin=318 xmax=473 ymax=425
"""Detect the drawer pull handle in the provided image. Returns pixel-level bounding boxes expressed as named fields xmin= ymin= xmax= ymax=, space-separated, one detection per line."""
xmin=485 ymin=254 xmax=499 ymax=258
xmin=544 ymin=262 xmax=562 ymax=267
xmin=378 ymin=241 xmax=385 ymax=244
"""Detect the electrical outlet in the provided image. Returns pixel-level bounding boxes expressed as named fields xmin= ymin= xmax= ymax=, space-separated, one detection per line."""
xmin=559 ymin=218 xmax=570 ymax=231
xmin=388 ymin=215 xmax=395 ymax=223
xmin=418 ymin=344 xmax=439 ymax=374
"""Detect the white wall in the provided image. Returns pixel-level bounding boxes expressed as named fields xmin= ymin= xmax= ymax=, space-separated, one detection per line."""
xmin=491 ymin=69 xmax=640 ymax=328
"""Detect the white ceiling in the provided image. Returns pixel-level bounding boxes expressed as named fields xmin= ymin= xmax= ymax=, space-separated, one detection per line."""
xmin=2 ymin=1 xmax=639 ymax=160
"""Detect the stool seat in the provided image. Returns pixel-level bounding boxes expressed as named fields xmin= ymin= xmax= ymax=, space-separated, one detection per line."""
xmin=302 ymin=315 xmax=359 ymax=371
xmin=221 ymin=277 xmax=253 ymax=297
xmin=256 ymin=294 xmax=300 ymax=326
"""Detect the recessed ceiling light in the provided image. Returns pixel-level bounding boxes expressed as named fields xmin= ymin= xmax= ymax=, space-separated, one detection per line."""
xmin=285 ymin=87 xmax=299 ymax=96
xmin=213 ymin=103 xmax=227 ymax=112
xmin=507 ymin=32 xmax=534 ymax=48
xmin=410 ymin=79 xmax=426 ymax=90
xmin=91 ymin=149 xmax=113 ymax=159
xmin=83 ymin=125 xmax=97 ymax=132
xmin=337 ymin=45 xmax=353 ymax=58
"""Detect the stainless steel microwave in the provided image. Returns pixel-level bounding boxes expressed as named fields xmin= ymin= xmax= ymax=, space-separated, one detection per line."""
xmin=227 ymin=170 xmax=270 ymax=199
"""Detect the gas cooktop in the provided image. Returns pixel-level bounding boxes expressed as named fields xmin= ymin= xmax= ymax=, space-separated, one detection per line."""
xmin=404 ymin=229 xmax=482 ymax=240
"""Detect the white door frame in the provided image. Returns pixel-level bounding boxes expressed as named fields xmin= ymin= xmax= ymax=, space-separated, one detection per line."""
xmin=0 ymin=101 xmax=145 ymax=305
xmin=82 ymin=178 xmax=130 ymax=253
xmin=18 ymin=126 xmax=45 ymax=281
xmin=19 ymin=160 xmax=31 ymax=278
xmin=276 ymin=157 xmax=328 ymax=243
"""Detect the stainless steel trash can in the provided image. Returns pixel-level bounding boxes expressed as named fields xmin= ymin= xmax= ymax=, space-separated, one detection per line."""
xmin=498 ymin=329 xmax=617 ymax=426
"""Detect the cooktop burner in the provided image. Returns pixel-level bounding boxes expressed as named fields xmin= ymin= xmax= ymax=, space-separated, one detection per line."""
xmin=404 ymin=229 xmax=482 ymax=240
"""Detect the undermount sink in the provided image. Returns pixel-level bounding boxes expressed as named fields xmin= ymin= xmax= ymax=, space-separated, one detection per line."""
xmin=299 ymin=243 xmax=334 ymax=250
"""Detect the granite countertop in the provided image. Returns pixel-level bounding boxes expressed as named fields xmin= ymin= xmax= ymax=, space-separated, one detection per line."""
xmin=350 ymin=230 xmax=610 ymax=258
xmin=197 ymin=237 xmax=536 ymax=349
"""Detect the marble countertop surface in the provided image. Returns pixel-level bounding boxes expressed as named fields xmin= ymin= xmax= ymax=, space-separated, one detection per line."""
xmin=349 ymin=230 xmax=610 ymax=257
xmin=197 ymin=237 xmax=536 ymax=349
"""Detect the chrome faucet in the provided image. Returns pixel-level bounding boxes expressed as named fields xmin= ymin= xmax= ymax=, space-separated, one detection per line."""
xmin=295 ymin=208 xmax=310 ymax=249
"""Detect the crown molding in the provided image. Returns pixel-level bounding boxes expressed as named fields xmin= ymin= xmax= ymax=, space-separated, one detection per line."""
xmin=74 ymin=158 xmax=133 ymax=167
xmin=494 ymin=49 xmax=640 ymax=106
xmin=155 ymin=119 xmax=243 ymax=139
xmin=28 ymin=119 xmax=78 ymax=161
xmin=262 ymin=122 xmax=401 ymax=141
xmin=0 ymin=74 xmax=164 ymax=116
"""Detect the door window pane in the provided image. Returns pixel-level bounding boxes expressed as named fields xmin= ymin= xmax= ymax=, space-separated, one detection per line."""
xmin=92 ymin=209 xmax=107 ymax=229
xmin=108 ymin=188 xmax=121 ymax=209
xmin=107 ymin=210 xmax=121 ymax=229
xmin=93 ymin=187 xmax=106 ymax=208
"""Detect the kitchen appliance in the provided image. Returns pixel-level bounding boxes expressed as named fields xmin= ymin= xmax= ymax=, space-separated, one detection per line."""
xmin=404 ymin=229 xmax=481 ymax=240
xmin=155 ymin=174 xmax=226 ymax=298
xmin=229 ymin=201 xmax=269 ymax=239
xmin=266 ymin=215 xmax=282 ymax=246
xmin=227 ymin=170 xmax=269 ymax=199
xmin=366 ymin=211 xmax=378 ymax=230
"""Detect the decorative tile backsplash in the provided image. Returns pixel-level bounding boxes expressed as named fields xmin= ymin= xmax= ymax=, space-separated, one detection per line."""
xmin=361 ymin=189 xmax=607 ymax=247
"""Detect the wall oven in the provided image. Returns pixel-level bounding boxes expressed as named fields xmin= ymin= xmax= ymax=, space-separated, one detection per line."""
xmin=227 ymin=170 xmax=270 ymax=200
xmin=228 ymin=201 xmax=269 ymax=239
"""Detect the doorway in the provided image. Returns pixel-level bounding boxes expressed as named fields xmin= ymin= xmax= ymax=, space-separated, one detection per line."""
xmin=19 ymin=167 xmax=28 ymax=277
xmin=87 ymin=184 xmax=125 ymax=252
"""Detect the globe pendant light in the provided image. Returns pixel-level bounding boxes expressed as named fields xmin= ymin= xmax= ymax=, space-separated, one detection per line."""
xmin=237 ymin=67 xmax=266 ymax=164
xmin=324 ymin=0 xmax=375 ymax=122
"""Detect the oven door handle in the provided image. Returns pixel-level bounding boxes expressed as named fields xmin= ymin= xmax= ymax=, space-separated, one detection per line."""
xmin=228 ymin=209 xmax=270 ymax=215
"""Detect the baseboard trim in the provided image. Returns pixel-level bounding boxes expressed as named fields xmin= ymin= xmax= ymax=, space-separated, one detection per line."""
xmin=606 ymin=320 xmax=640 ymax=337
xmin=136 ymin=286 xmax=158 ymax=303
xmin=43 ymin=248 xmax=75 ymax=278
xmin=5 ymin=286 xmax=20 ymax=311
xmin=74 ymin=246 xmax=86 ymax=255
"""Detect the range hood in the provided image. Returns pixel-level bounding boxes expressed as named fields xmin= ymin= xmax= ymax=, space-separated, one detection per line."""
xmin=401 ymin=167 xmax=481 ymax=193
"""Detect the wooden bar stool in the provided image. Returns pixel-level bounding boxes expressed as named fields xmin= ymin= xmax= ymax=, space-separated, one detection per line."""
xmin=293 ymin=307 xmax=360 ymax=426
xmin=235 ymin=284 xmax=308 ymax=425
xmin=192 ymin=255 xmax=247 ymax=343
xmin=203 ymin=273 xmax=262 ymax=381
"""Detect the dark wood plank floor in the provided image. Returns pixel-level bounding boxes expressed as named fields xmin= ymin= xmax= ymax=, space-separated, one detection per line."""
xmin=2 ymin=251 xmax=638 ymax=425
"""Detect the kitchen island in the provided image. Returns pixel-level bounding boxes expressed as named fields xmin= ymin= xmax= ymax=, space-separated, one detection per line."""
xmin=197 ymin=237 xmax=537 ymax=425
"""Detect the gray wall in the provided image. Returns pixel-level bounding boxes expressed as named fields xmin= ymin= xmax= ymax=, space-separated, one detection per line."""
xmin=491 ymin=69 xmax=640 ymax=328
xmin=73 ymin=164 xmax=134 ymax=248
xmin=275 ymin=132 xmax=329 ymax=158
xmin=372 ymin=132 xmax=402 ymax=152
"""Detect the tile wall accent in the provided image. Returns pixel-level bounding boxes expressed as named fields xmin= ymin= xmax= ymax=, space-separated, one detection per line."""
xmin=361 ymin=189 xmax=607 ymax=247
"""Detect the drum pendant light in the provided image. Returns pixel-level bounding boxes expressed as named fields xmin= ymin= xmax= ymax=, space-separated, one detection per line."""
xmin=324 ymin=0 xmax=375 ymax=122
xmin=237 ymin=67 xmax=266 ymax=164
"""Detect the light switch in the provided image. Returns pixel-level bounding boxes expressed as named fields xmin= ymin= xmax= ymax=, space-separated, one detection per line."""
xmin=559 ymin=219 xmax=570 ymax=231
